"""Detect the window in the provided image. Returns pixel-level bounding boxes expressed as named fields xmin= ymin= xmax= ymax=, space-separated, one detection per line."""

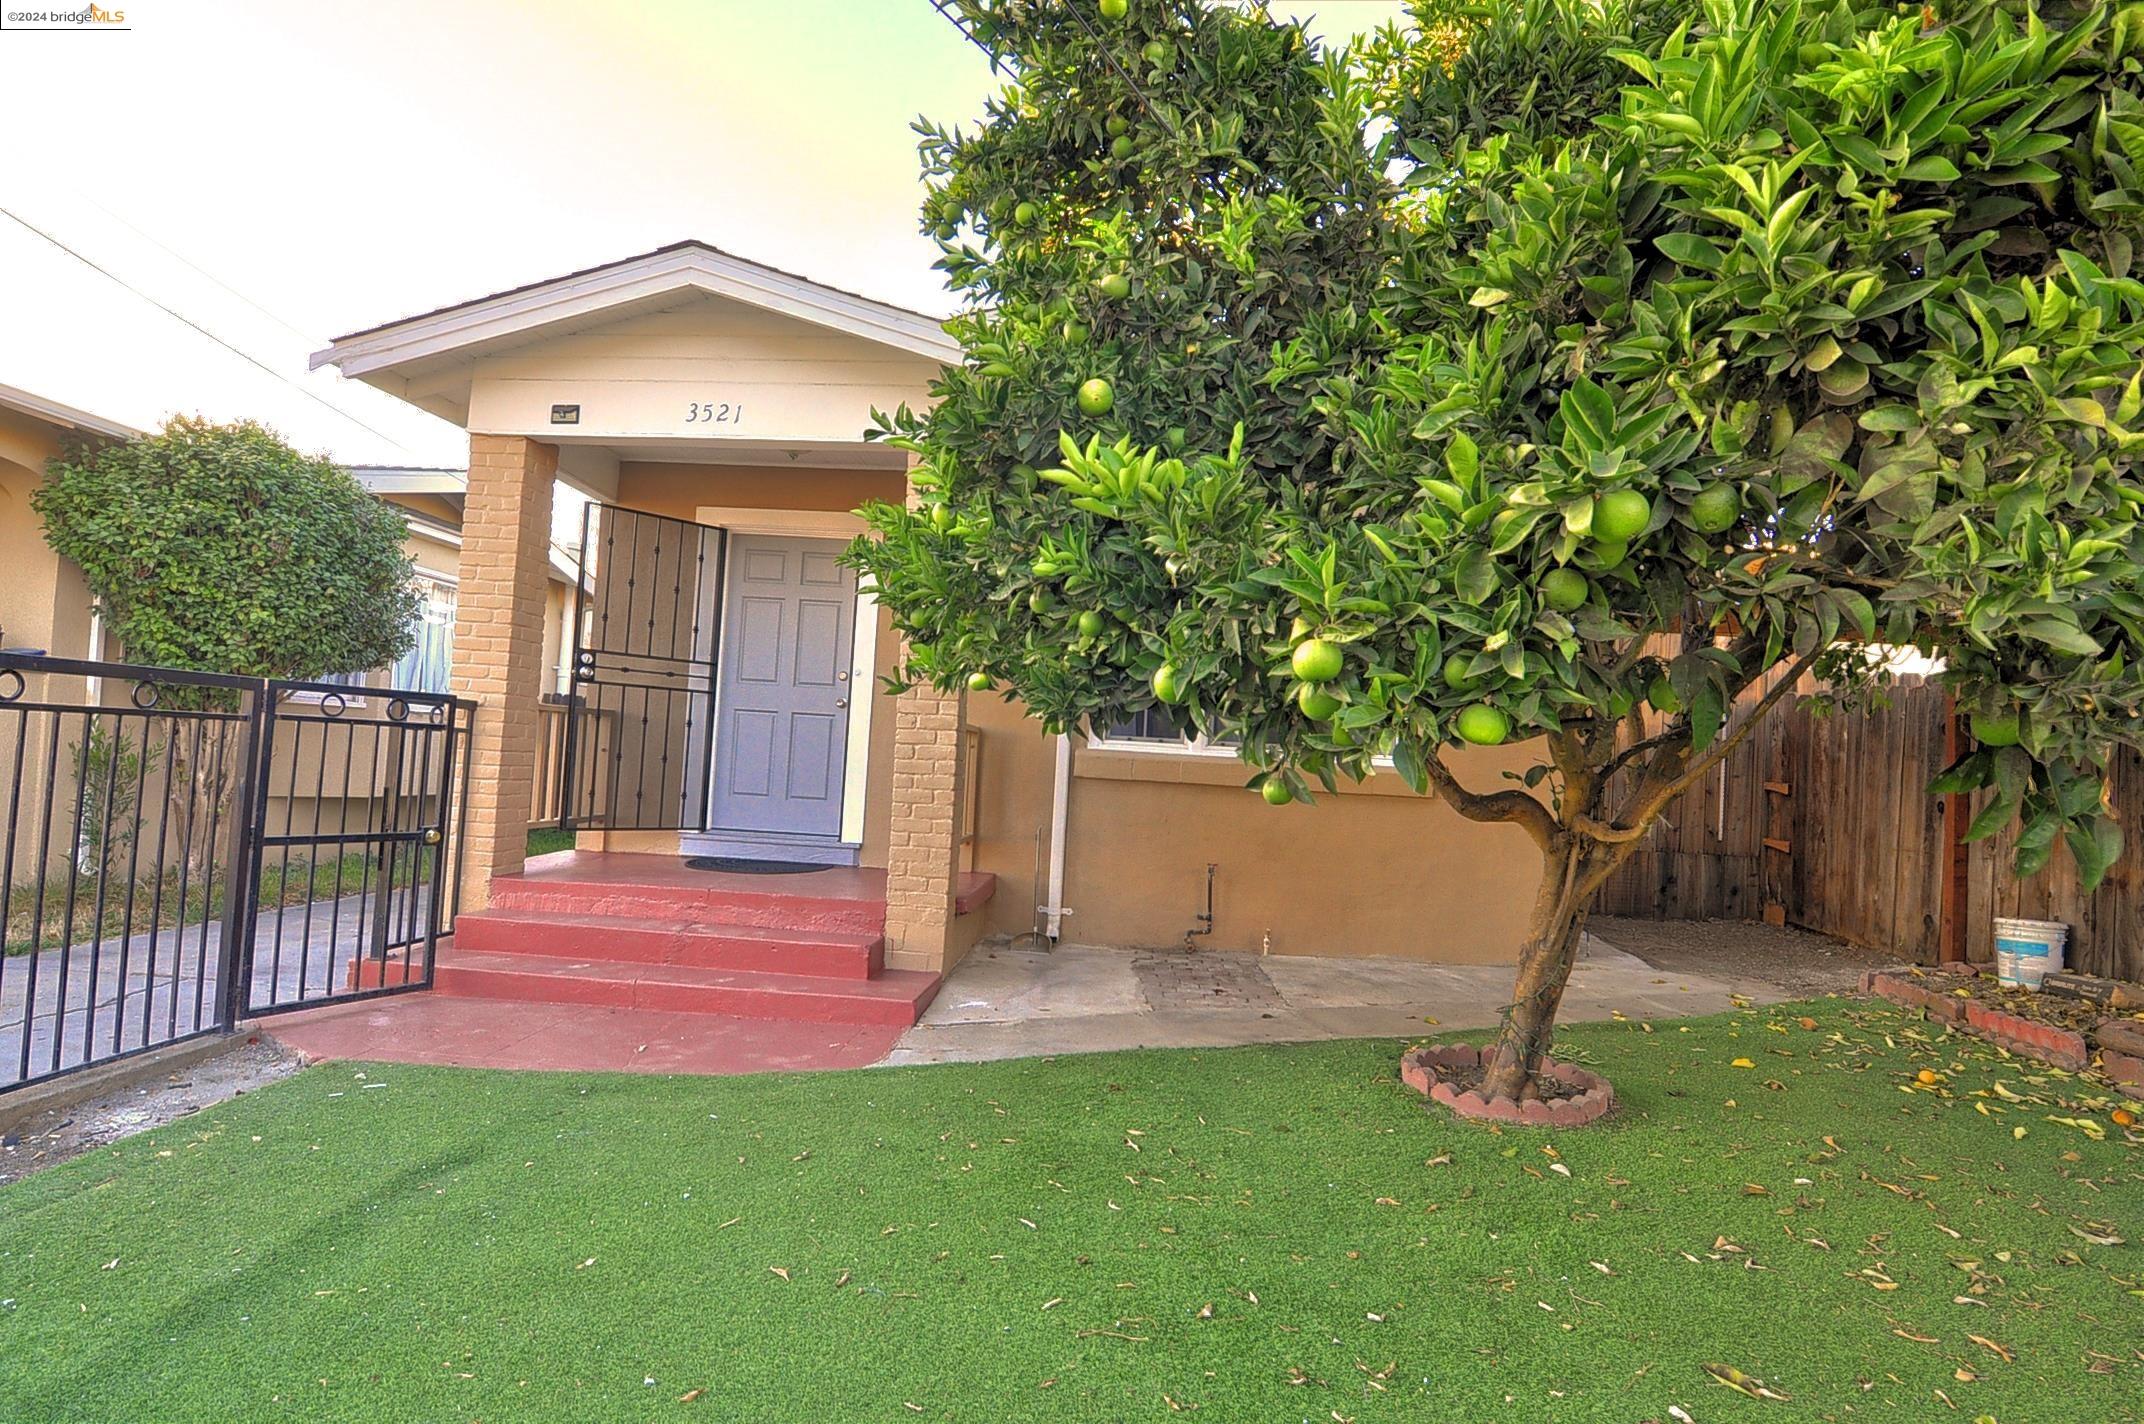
xmin=316 ymin=572 xmax=456 ymax=696
xmin=1088 ymin=707 xmax=1240 ymax=756
xmin=391 ymin=574 xmax=457 ymax=694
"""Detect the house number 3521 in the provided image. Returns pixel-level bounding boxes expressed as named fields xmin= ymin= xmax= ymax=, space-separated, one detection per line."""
xmin=685 ymin=401 xmax=743 ymax=425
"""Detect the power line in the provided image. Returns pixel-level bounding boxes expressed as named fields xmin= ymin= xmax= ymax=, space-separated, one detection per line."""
xmin=81 ymin=194 xmax=320 ymax=347
xmin=0 ymin=204 xmax=414 ymax=453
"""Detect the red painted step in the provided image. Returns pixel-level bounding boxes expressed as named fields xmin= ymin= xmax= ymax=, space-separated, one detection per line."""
xmin=428 ymin=948 xmax=941 ymax=1027
xmin=485 ymin=877 xmax=888 ymax=937
xmin=453 ymin=908 xmax=883 ymax=979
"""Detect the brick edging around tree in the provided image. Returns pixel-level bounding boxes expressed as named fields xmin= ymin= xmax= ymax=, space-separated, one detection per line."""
xmin=1399 ymin=1042 xmax=1616 ymax=1127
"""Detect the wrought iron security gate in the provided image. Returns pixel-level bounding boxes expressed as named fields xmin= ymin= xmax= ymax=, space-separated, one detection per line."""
xmin=558 ymin=503 xmax=727 ymax=831
xmin=0 ymin=652 xmax=471 ymax=1094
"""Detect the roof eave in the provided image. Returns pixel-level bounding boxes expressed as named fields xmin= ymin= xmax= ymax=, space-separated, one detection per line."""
xmin=310 ymin=242 xmax=959 ymax=380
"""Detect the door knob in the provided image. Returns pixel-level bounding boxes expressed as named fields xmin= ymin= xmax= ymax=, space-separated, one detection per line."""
xmin=835 ymin=697 xmax=849 ymax=709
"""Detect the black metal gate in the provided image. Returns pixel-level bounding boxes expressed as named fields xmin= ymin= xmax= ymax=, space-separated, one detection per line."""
xmin=243 ymin=677 xmax=469 ymax=1016
xmin=559 ymin=503 xmax=726 ymax=831
xmin=0 ymin=652 xmax=472 ymax=1094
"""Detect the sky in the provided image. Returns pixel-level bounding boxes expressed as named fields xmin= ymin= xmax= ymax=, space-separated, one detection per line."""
xmin=0 ymin=0 xmax=1408 ymax=471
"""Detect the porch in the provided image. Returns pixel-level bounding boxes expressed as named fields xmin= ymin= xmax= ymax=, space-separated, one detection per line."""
xmin=312 ymin=243 xmax=988 ymax=1004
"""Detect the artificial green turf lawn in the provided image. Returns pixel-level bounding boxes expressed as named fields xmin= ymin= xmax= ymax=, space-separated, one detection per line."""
xmin=2 ymin=1001 xmax=2139 ymax=1423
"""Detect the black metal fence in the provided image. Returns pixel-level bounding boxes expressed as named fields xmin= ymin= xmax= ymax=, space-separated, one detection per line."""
xmin=0 ymin=652 xmax=472 ymax=1094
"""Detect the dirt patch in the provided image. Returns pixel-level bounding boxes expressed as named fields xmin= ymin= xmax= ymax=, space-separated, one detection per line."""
xmin=1429 ymin=1060 xmax=1587 ymax=1103
xmin=1946 ymin=973 xmax=2109 ymax=1032
xmin=1591 ymin=916 xmax=1892 ymax=998
xmin=0 ymin=1036 xmax=306 ymax=1186
xmin=1133 ymin=950 xmax=1285 ymax=1012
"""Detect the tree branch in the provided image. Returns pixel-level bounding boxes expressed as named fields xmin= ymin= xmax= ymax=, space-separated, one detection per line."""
xmin=1586 ymin=648 xmax=1820 ymax=842
xmin=1421 ymin=752 xmax=1558 ymax=851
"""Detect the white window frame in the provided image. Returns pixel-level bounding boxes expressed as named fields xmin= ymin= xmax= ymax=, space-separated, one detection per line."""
xmin=292 ymin=567 xmax=459 ymax=702
xmin=1082 ymin=714 xmax=1242 ymax=759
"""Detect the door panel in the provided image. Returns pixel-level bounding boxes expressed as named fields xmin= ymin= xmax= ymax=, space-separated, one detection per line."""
xmin=710 ymin=535 xmax=857 ymax=840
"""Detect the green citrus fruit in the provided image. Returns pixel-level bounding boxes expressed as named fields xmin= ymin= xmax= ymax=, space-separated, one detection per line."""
xmin=1099 ymin=0 xmax=1128 ymax=17
xmin=1110 ymin=135 xmax=1136 ymax=160
xmin=1260 ymin=778 xmax=1293 ymax=806
xmin=1972 ymin=710 xmax=2022 ymax=747
xmin=1541 ymin=567 xmax=1589 ymax=613
xmin=1106 ymin=115 xmax=1130 ymax=137
xmin=1062 ymin=319 xmax=1090 ymax=346
xmin=1456 ymin=703 xmax=1510 ymax=746
xmin=967 ymin=672 xmax=993 ymax=692
xmin=1013 ymin=200 xmax=1038 ymax=227
xmin=1077 ymin=377 xmax=1115 ymax=416
xmin=1688 ymin=483 xmax=1741 ymax=534
xmin=1592 ymin=489 xmax=1652 ymax=543
xmin=1077 ymin=610 xmax=1106 ymax=639
xmin=1143 ymin=39 xmax=1171 ymax=64
xmin=1443 ymin=656 xmax=1478 ymax=691
xmin=1028 ymin=589 xmax=1054 ymax=615
xmin=1291 ymin=637 xmax=1343 ymax=683
xmin=1152 ymin=662 xmax=1186 ymax=704
xmin=1297 ymin=686 xmax=1342 ymax=721
xmin=1095 ymin=271 xmax=1131 ymax=299
xmin=1583 ymin=538 xmax=1629 ymax=571
xmin=1647 ymin=674 xmax=1682 ymax=716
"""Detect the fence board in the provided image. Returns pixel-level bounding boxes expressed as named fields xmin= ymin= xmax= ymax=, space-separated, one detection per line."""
xmin=1593 ymin=674 xmax=2140 ymax=983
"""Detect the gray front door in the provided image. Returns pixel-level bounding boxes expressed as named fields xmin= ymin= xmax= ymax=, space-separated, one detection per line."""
xmin=708 ymin=535 xmax=857 ymax=841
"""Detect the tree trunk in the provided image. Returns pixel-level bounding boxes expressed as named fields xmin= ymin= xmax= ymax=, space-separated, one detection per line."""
xmin=1479 ymin=837 xmax=1591 ymax=1102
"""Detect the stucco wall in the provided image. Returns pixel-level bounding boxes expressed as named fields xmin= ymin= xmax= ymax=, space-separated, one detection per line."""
xmin=0 ymin=408 xmax=94 ymax=660
xmin=960 ymin=693 xmax=1545 ymax=964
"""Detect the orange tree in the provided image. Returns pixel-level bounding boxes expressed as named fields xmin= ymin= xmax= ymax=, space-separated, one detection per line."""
xmin=852 ymin=0 xmax=2144 ymax=1102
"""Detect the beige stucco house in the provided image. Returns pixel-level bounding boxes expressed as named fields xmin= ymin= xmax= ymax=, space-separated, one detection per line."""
xmin=313 ymin=241 xmax=1542 ymax=985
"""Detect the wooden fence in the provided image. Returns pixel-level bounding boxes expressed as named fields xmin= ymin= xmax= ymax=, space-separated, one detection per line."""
xmin=1593 ymin=676 xmax=2142 ymax=983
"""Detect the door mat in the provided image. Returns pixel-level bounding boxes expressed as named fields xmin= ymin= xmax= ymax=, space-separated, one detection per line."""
xmin=683 ymin=856 xmax=828 ymax=875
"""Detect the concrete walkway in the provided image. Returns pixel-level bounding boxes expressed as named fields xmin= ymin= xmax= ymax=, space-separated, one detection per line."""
xmin=881 ymin=930 xmax=1777 ymax=1066
xmin=251 ymin=931 xmax=1779 ymax=1079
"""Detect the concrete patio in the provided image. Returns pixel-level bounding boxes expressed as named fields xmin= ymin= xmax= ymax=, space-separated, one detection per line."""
xmin=881 ymin=929 xmax=1779 ymax=1066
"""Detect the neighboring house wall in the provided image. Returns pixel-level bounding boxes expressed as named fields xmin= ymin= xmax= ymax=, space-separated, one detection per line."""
xmin=0 ymin=405 xmax=109 ymax=885
xmin=0 ymin=406 xmax=96 ymax=661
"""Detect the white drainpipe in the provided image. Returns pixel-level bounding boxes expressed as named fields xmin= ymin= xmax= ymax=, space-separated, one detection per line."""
xmin=1042 ymin=732 xmax=1072 ymax=941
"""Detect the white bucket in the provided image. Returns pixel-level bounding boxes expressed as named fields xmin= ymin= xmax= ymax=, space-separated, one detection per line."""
xmin=1992 ymin=917 xmax=2067 ymax=988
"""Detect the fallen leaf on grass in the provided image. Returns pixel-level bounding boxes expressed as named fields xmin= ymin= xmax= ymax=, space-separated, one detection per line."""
xmin=2067 ymin=1222 xmax=2125 ymax=1246
xmin=678 ymin=1388 xmax=704 ymax=1403
xmin=1894 ymin=1328 xmax=1940 ymax=1343
xmin=1967 ymin=1334 xmax=2014 ymax=1363
xmin=1706 ymin=1362 xmax=1791 ymax=1401
xmin=768 ymin=1267 xmax=790 ymax=1281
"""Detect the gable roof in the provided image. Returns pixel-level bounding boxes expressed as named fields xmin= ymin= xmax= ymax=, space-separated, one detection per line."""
xmin=310 ymin=240 xmax=959 ymax=380
xmin=0 ymin=382 xmax=140 ymax=442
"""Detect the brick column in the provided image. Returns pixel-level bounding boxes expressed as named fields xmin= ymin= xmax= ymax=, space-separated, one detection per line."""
xmin=450 ymin=434 xmax=557 ymax=912
xmin=881 ymin=455 xmax=969 ymax=974
xmin=883 ymin=683 xmax=969 ymax=973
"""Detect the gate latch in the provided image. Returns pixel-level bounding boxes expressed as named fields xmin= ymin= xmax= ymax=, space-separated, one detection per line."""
xmin=423 ymin=828 xmax=442 ymax=845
